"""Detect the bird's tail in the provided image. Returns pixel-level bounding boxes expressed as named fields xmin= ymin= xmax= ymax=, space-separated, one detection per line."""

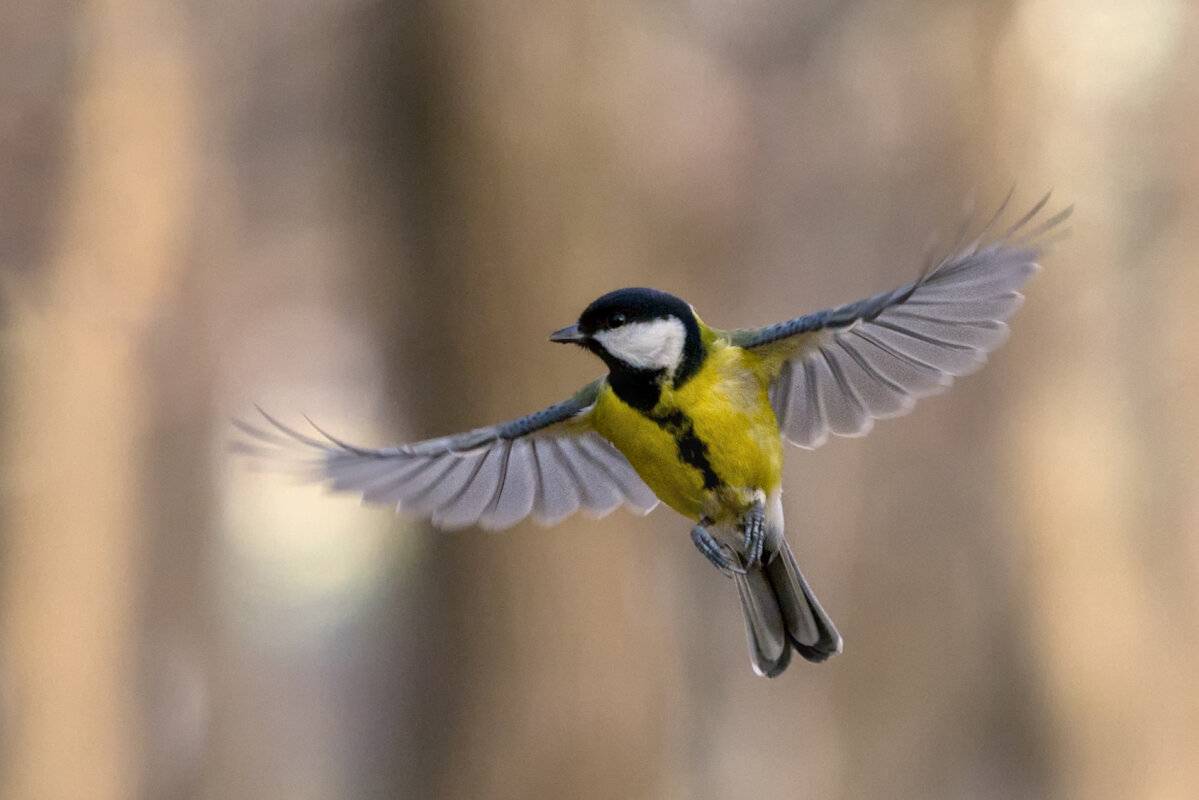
xmin=733 ymin=538 xmax=842 ymax=677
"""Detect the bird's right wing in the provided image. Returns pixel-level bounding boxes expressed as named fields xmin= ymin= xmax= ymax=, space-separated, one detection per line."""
xmin=234 ymin=378 xmax=659 ymax=530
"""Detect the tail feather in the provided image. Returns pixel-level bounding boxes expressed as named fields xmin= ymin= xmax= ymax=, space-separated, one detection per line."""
xmin=733 ymin=567 xmax=792 ymax=677
xmin=735 ymin=538 xmax=841 ymax=676
xmin=767 ymin=538 xmax=842 ymax=663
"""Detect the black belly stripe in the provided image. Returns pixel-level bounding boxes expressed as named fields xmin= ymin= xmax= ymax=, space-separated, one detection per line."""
xmin=605 ymin=364 xmax=722 ymax=490
xmin=647 ymin=408 xmax=722 ymax=490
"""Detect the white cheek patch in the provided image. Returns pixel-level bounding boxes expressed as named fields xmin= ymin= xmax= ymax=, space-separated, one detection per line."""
xmin=593 ymin=317 xmax=687 ymax=371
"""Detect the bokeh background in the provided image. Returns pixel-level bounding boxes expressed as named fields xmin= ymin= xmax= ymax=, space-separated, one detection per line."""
xmin=2 ymin=1 xmax=1197 ymax=798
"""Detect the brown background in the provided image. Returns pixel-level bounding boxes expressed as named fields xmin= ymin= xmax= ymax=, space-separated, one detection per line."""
xmin=2 ymin=1 xmax=1197 ymax=798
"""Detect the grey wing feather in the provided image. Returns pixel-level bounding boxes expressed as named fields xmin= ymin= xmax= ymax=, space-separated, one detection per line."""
xmin=735 ymin=195 xmax=1071 ymax=449
xmin=235 ymin=378 xmax=659 ymax=530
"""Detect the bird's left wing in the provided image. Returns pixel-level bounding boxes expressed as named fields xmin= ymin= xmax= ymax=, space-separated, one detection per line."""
xmin=234 ymin=378 xmax=659 ymax=530
xmin=723 ymin=195 xmax=1071 ymax=449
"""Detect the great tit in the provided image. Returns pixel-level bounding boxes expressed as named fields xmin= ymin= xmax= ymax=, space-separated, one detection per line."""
xmin=238 ymin=195 xmax=1069 ymax=677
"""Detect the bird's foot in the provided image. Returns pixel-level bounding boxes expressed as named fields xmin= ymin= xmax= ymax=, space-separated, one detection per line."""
xmin=741 ymin=498 xmax=766 ymax=567
xmin=691 ymin=519 xmax=745 ymax=576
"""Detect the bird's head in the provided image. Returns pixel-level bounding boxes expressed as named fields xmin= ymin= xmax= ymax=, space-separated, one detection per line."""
xmin=550 ymin=288 xmax=703 ymax=381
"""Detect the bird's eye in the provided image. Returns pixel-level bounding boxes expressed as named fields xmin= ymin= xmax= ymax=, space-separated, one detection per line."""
xmin=607 ymin=312 xmax=626 ymax=328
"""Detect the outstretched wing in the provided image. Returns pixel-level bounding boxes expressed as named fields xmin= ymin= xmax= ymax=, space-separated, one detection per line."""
xmin=726 ymin=194 xmax=1071 ymax=449
xmin=234 ymin=378 xmax=659 ymax=530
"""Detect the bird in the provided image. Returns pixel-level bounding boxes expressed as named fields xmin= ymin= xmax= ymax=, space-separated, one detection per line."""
xmin=236 ymin=194 xmax=1069 ymax=677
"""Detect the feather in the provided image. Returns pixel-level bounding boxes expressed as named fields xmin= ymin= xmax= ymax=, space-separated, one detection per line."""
xmin=234 ymin=380 xmax=657 ymax=531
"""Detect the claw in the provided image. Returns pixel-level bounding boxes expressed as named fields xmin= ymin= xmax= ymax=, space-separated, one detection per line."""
xmin=691 ymin=520 xmax=745 ymax=576
xmin=741 ymin=499 xmax=766 ymax=567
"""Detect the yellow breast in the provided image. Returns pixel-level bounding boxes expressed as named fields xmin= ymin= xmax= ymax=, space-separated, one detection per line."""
xmin=591 ymin=343 xmax=783 ymax=521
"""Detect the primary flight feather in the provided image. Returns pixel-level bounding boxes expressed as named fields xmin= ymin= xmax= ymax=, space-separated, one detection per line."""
xmin=237 ymin=195 xmax=1069 ymax=677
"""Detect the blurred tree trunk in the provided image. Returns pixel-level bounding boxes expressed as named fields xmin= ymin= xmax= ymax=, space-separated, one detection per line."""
xmin=0 ymin=1 xmax=197 ymax=797
xmin=1001 ymin=12 xmax=1199 ymax=798
xmin=355 ymin=2 xmax=678 ymax=797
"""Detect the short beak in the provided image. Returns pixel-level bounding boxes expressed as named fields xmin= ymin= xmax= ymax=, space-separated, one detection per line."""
xmin=549 ymin=323 xmax=587 ymax=344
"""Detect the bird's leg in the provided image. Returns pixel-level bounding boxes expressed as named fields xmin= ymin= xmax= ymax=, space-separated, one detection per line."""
xmin=741 ymin=494 xmax=767 ymax=567
xmin=691 ymin=517 xmax=745 ymax=576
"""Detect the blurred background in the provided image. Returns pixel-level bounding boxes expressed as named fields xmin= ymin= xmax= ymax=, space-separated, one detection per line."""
xmin=2 ymin=0 xmax=1197 ymax=798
